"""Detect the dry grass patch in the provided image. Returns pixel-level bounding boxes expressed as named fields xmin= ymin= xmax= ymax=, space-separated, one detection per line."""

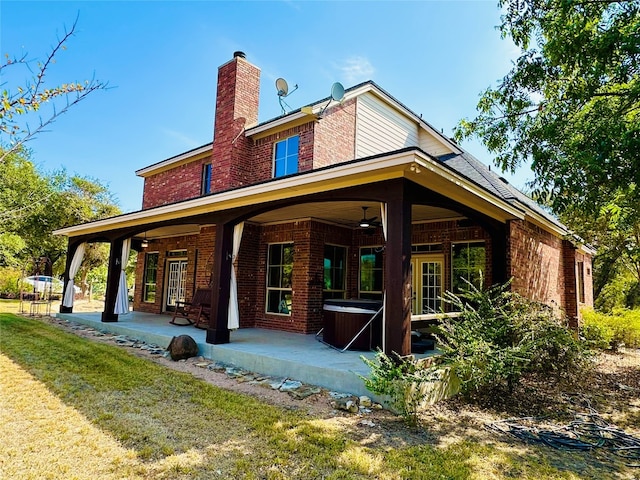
xmin=2 ymin=312 xmax=639 ymax=479
xmin=0 ymin=354 xmax=143 ymax=479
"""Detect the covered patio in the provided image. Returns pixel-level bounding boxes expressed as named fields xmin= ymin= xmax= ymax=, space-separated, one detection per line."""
xmin=55 ymin=310 xmax=410 ymax=398
xmin=55 ymin=149 xmax=519 ymax=357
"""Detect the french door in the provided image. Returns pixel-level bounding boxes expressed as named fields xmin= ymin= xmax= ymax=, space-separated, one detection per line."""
xmin=165 ymin=259 xmax=188 ymax=311
xmin=411 ymin=255 xmax=444 ymax=315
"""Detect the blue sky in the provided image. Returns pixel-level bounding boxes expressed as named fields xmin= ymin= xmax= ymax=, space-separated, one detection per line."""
xmin=2 ymin=0 xmax=529 ymax=213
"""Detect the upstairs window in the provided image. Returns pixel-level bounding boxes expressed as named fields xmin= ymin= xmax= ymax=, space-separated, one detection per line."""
xmin=201 ymin=163 xmax=212 ymax=194
xmin=273 ymin=135 xmax=299 ymax=177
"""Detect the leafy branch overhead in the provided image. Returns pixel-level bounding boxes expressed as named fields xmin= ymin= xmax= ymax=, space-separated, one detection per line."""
xmin=0 ymin=16 xmax=109 ymax=162
xmin=455 ymin=0 xmax=639 ymax=217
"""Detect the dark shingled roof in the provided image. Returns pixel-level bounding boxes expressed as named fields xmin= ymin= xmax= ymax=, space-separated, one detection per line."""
xmin=438 ymin=151 xmax=566 ymax=232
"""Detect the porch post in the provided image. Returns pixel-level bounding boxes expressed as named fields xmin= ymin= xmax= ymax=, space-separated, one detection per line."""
xmin=102 ymin=238 xmax=123 ymax=322
xmin=384 ymin=183 xmax=412 ymax=357
xmin=491 ymin=223 xmax=508 ymax=285
xmin=60 ymin=239 xmax=82 ymax=314
xmin=206 ymin=222 xmax=233 ymax=344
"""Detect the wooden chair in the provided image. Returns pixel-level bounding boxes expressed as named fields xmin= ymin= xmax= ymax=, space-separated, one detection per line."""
xmin=170 ymin=287 xmax=212 ymax=328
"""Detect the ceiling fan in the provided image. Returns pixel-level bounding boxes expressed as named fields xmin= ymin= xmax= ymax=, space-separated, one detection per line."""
xmin=358 ymin=206 xmax=381 ymax=228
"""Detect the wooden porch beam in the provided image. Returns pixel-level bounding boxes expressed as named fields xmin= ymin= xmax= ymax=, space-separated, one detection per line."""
xmin=206 ymin=222 xmax=233 ymax=344
xmin=101 ymin=238 xmax=123 ymax=323
xmin=383 ymin=182 xmax=412 ymax=357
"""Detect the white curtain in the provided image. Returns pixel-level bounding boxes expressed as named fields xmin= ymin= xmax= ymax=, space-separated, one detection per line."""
xmin=62 ymin=243 xmax=86 ymax=308
xmin=114 ymin=238 xmax=131 ymax=315
xmin=380 ymin=203 xmax=388 ymax=351
xmin=228 ymin=222 xmax=244 ymax=329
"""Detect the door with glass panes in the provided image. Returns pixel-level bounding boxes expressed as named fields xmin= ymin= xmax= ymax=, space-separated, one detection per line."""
xmin=165 ymin=259 xmax=187 ymax=312
xmin=411 ymin=255 xmax=444 ymax=315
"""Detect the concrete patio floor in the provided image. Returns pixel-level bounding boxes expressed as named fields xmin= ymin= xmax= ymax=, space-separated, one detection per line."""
xmin=55 ymin=310 xmax=391 ymax=398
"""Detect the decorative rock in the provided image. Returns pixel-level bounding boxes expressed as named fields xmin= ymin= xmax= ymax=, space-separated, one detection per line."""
xmin=289 ymin=385 xmax=322 ymax=400
xmin=359 ymin=420 xmax=376 ymax=427
xmin=279 ymin=380 xmax=303 ymax=392
xmin=269 ymin=378 xmax=288 ymax=390
xmin=333 ymin=396 xmax=359 ymax=413
xmin=329 ymin=391 xmax=351 ymax=400
xmin=167 ymin=335 xmax=199 ymax=361
xmin=359 ymin=396 xmax=372 ymax=407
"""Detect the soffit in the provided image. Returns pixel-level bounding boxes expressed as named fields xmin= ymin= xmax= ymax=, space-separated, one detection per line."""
xmin=55 ymin=150 xmax=524 ymax=238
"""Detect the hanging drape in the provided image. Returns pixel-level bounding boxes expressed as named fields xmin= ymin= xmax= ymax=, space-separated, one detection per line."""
xmin=62 ymin=243 xmax=86 ymax=308
xmin=228 ymin=221 xmax=244 ymax=330
xmin=380 ymin=202 xmax=388 ymax=351
xmin=114 ymin=238 xmax=131 ymax=315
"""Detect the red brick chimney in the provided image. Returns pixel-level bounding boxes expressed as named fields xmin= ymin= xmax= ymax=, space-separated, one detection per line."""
xmin=210 ymin=51 xmax=261 ymax=192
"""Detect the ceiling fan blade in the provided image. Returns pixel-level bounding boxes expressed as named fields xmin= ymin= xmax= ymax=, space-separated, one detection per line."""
xmin=369 ymin=216 xmax=378 ymax=223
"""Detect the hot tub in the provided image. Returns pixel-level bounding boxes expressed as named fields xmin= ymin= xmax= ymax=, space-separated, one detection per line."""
xmin=322 ymin=299 xmax=383 ymax=350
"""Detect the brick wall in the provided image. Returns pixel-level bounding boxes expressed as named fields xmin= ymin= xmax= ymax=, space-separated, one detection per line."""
xmin=313 ymin=99 xmax=357 ymax=167
xmin=132 ymin=234 xmax=197 ymax=313
xmin=211 ymin=56 xmax=260 ymax=193
xmin=142 ymin=158 xmax=211 ymax=209
xmin=253 ymin=122 xmax=315 ymax=179
xmin=508 ymin=219 xmax=564 ymax=312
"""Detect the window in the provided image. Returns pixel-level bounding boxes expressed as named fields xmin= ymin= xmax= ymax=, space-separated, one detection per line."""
xmin=451 ymin=242 xmax=486 ymax=293
xmin=143 ymin=252 xmax=159 ymax=303
xmin=359 ymin=247 xmax=383 ymax=300
xmin=324 ymin=245 xmax=347 ymax=300
xmin=273 ymin=136 xmax=299 ymax=177
xmin=266 ymin=243 xmax=294 ymax=314
xmin=577 ymin=261 xmax=585 ymax=303
xmin=201 ymin=163 xmax=212 ymax=195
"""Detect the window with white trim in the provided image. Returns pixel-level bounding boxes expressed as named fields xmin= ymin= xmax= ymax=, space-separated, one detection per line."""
xmin=273 ymin=136 xmax=299 ymax=177
xmin=266 ymin=243 xmax=293 ymax=314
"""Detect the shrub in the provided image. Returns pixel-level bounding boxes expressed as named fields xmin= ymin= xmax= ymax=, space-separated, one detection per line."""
xmin=361 ymin=351 xmax=457 ymax=425
xmin=436 ymin=279 xmax=588 ymax=399
xmin=0 ymin=267 xmax=27 ymax=298
xmin=581 ymin=308 xmax=640 ymax=350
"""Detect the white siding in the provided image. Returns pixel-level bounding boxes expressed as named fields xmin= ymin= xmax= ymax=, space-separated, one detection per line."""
xmin=355 ymin=93 xmax=419 ymax=158
xmin=355 ymin=92 xmax=454 ymax=159
xmin=418 ymin=129 xmax=455 ymax=157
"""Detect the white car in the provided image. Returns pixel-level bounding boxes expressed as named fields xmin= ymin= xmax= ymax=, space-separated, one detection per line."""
xmin=23 ymin=275 xmax=81 ymax=294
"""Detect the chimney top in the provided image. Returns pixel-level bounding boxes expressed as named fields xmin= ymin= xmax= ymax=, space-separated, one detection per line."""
xmin=233 ymin=51 xmax=246 ymax=59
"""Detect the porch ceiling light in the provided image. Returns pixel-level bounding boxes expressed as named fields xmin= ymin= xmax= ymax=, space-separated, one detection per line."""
xmin=358 ymin=206 xmax=378 ymax=228
xmin=141 ymin=233 xmax=149 ymax=248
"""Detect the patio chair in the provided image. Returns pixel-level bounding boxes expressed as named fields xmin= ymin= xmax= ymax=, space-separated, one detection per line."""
xmin=169 ymin=287 xmax=212 ymax=328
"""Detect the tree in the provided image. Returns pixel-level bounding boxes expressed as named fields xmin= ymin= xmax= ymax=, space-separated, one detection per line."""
xmin=0 ymin=148 xmax=120 ymax=273
xmin=455 ymin=0 xmax=639 ymax=308
xmin=0 ymin=16 xmax=108 ymax=162
xmin=455 ymin=0 xmax=639 ymax=217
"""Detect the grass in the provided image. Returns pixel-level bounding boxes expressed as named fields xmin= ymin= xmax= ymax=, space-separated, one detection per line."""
xmin=0 ymin=312 xmax=636 ymax=479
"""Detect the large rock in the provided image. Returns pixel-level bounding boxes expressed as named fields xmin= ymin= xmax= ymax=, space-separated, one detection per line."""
xmin=167 ymin=335 xmax=198 ymax=361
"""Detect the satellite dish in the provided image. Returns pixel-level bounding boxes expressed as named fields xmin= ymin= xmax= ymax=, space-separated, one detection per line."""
xmin=276 ymin=78 xmax=289 ymax=97
xmin=330 ymin=82 xmax=345 ymax=102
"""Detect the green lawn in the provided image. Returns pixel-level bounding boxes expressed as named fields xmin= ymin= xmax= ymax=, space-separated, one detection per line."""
xmin=0 ymin=313 xmax=632 ymax=479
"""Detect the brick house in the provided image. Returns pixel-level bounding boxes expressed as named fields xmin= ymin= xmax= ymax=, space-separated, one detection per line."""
xmin=56 ymin=52 xmax=593 ymax=356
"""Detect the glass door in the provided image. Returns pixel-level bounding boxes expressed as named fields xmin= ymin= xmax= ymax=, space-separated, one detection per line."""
xmin=165 ymin=259 xmax=187 ymax=311
xmin=411 ymin=255 xmax=443 ymax=315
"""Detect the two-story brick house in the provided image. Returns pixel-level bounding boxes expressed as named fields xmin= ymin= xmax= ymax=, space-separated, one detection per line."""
xmin=56 ymin=52 xmax=593 ymax=356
